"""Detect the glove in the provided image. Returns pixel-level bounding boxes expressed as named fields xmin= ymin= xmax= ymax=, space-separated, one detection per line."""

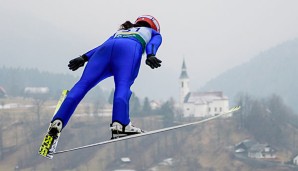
xmin=68 ymin=55 xmax=88 ymax=71
xmin=145 ymin=55 xmax=162 ymax=69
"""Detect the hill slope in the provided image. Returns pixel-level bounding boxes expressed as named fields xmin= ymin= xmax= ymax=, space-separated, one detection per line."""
xmin=201 ymin=38 xmax=298 ymax=112
xmin=2 ymin=94 xmax=298 ymax=171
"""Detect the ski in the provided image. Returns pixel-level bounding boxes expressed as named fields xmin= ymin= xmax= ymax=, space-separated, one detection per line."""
xmin=52 ymin=106 xmax=240 ymax=156
xmin=39 ymin=90 xmax=69 ymax=159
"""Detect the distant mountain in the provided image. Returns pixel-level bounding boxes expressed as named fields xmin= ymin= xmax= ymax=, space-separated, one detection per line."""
xmin=200 ymin=38 xmax=298 ymax=112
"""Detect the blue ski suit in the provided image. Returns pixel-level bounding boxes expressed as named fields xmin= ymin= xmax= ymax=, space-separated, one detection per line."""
xmin=52 ymin=27 xmax=162 ymax=128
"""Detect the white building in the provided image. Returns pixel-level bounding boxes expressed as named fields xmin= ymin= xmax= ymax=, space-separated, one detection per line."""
xmin=24 ymin=87 xmax=49 ymax=94
xmin=293 ymin=155 xmax=298 ymax=165
xmin=248 ymin=144 xmax=276 ymax=159
xmin=179 ymin=59 xmax=230 ymax=117
xmin=183 ymin=91 xmax=229 ymax=117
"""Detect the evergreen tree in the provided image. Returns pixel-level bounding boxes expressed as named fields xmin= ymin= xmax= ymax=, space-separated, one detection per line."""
xmin=129 ymin=92 xmax=141 ymax=116
xmin=159 ymin=98 xmax=175 ymax=127
xmin=0 ymin=66 xmax=77 ymax=98
xmin=142 ymin=97 xmax=152 ymax=115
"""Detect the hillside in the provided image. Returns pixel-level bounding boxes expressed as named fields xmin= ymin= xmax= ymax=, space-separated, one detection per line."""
xmin=1 ymin=95 xmax=298 ymax=171
xmin=201 ymin=38 xmax=298 ymax=112
xmin=0 ymin=67 xmax=107 ymax=101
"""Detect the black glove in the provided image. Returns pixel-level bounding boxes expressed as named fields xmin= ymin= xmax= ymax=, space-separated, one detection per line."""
xmin=145 ymin=55 xmax=162 ymax=69
xmin=68 ymin=55 xmax=88 ymax=71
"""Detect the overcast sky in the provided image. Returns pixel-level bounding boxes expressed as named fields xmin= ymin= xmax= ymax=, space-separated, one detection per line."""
xmin=1 ymin=0 xmax=298 ymax=100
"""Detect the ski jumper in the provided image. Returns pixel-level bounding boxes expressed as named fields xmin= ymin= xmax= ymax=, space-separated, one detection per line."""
xmin=52 ymin=27 xmax=162 ymax=128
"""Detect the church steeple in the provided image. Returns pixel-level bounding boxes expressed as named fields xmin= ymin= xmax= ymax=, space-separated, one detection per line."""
xmin=179 ymin=59 xmax=190 ymax=105
xmin=179 ymin=59 xmax=189 ymax=79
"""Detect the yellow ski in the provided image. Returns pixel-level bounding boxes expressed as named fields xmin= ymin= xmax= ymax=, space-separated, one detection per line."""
xmin=39 ymin=90 xmax=68 ymax=159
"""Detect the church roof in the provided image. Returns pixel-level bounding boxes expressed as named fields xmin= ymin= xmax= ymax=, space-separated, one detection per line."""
xmin=184 ymin=91 xmax=228 ymax=104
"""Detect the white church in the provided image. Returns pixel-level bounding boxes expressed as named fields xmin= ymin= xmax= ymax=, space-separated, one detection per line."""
xmin=179 ymin=59 xmax=230 ymax=117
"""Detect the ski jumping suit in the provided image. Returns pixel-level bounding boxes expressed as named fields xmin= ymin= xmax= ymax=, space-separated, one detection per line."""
xmin=52 ymin=27 xmax=162 ymax=129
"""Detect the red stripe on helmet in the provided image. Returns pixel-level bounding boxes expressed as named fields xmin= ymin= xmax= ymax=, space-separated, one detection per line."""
xmin=135 ymin=15 xmax=160 ymax=33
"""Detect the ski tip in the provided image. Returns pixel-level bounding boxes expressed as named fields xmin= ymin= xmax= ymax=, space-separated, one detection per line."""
xmin=230 ymin=106 xmax=241 ymax=112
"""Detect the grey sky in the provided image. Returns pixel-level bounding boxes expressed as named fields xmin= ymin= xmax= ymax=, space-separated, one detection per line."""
xmin=1 ymin=0 xmax=298 ymax=100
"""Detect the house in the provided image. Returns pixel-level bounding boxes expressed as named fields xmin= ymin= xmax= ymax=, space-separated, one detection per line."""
xmin=178 ymin=59 xmax=230 ymax=117
xmin=235 ymin=139 xmax=276 ymax=159
xmin=24 ymin=87 xmax=49 ymax=94
xmin=293 ymin=155 xmax=298 ymax=165
xmin=120 ymin=157 xmax=131 ymax=163
xmin=150 ymin=100 xmax=161 ymax=110
xmin=235 ymin=139 xmax=257 ymax=153
xmin=248 ymin=144 xmax=276 ymax=159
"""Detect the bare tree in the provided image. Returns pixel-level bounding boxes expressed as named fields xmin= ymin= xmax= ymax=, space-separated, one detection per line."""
xmin=30 ymin=93 xmax=48 ymax=126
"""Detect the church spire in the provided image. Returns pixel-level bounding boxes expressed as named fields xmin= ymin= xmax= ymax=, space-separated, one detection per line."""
xmin=179 ymin=59 xmax=189 ymax=79
xmin=179 ymin=59 xmax=190 ymax=105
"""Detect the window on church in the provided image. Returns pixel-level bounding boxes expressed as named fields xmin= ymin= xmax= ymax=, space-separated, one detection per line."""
xmin=214 ymin=107 xmax=217 ymax=112
xmin=181 ymin=82 xmax=184 ymax=88
xmin=220 ymin=107 xmax=222 ymax=112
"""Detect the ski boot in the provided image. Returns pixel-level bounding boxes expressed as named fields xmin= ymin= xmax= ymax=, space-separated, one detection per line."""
xmin=39 ymin=119 xmax=63 ymax=159
xmin=110 ymin=122 xmax=145 ymax=139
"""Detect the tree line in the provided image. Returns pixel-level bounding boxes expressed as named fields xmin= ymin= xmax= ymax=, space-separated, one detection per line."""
xmin=108 ymin=88 xmax=176 ymax=126
xmin=234 ymin=93 xmax=298 ymax=149
xmin=0 ymin=66 xmax=78 ymax=98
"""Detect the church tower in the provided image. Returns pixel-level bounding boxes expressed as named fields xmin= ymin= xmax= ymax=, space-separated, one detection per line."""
xmin=179 ymin=59 xmax=190 ymax=105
